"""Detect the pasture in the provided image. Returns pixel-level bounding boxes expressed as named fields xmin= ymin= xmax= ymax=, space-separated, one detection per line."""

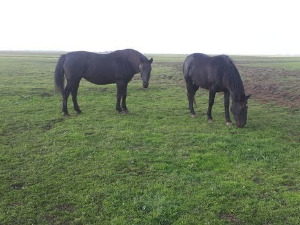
xmin=0 ymin=51 xmax=299 ymax=224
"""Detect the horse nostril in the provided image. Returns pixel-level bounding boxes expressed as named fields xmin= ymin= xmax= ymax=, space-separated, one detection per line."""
xmin=143 ymin=83 xmax=149 ymax=88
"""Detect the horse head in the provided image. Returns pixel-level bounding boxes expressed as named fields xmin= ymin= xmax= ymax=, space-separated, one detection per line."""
xmin=139 ymin=58 xmax=153 ymax=88
xmin=231 ymin=94 xmax=251 ymax=127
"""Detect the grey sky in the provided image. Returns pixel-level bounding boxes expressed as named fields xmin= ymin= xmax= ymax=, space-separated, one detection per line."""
xmin=1 ymin=0 xmax=299 ymax=55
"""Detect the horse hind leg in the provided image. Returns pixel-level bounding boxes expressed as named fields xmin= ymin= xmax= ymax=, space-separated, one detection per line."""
xmin=186 ymin=80 xmax=198 ymax=117
xmin=71 ymin=81 xmax=82 ymax=114
xmin=62 ymin=80 xmax=81 ymax=116
xmin=62 ymin=83 xmax=72 ymax=116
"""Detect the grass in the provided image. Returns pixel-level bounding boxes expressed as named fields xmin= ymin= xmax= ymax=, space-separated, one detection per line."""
xmin=0 ymin=52 xmax=299 ymax=224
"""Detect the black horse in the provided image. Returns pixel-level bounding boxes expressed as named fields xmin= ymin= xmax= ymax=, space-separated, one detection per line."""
xmin=183 ymin=53 xmax=250 ymax=127
xmin=55 ymin=49 xmax=153 ymax=115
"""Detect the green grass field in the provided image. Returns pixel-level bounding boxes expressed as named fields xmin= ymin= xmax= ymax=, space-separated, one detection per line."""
xmin=0 ymin=52 xmax=299 ymax=224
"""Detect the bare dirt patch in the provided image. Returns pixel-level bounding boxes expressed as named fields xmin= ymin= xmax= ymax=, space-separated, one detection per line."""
xmin=220 ymin=212 xmax=240 ymax=224
xmin=237 ymin=65 xmax=300 ymax=108
xmin=11 ymin=182 xmax=25 ymax=190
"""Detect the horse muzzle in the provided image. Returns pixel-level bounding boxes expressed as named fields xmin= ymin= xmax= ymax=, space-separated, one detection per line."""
xmin=236 ymin=121 xmax=246 ymax=128
xmin=143 ymin=82 xmax=149 ymax=88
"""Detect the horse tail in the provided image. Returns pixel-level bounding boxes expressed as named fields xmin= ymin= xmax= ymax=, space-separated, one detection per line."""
xmin=183 ymin=58 xmax=189 ymax=78
xmin=54 ymin=54 xmax=66 ymax=93
xmin=183 ymin=56 xmax=197 ymax=106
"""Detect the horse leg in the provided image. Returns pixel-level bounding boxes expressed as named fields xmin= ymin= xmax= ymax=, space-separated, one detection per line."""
xmin=121 ymin=83 xmax=128 ymax=113
xmin=224 ymin=91 xmax=232 ymax=125
xmin=116 ymin=81 xmax=126 ymax=113
xmin=207 ymin=90 xmax=216 ymax=122
xmin=71 ymin=80 xmax=82 ymax=114
xmin=62 ymin=82 xmax=72 ymax=116
xmin=186 ymin=80 xmax=198 ymax=117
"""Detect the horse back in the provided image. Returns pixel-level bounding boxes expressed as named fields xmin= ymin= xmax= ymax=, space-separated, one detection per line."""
xmin=62 ymin=50 xmax=142 ymax=85
xmin=63 ymin=51 xmax=120 ymax=84
xmin=184 ymin=53 xmax=228 ymax=91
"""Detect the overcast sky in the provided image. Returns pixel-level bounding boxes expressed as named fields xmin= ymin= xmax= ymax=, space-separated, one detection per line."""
xmin=1 ymin=0 xmax=299 ymax=55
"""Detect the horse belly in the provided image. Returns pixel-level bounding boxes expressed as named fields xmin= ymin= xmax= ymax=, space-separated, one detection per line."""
xmin=84 ymin=71 xmax=116 ymax=85
xmin=196 ymin=79 xmax=224 ymax=92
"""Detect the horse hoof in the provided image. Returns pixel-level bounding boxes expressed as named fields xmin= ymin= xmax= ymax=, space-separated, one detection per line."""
xmin=76 ymin=110 xmax=82 ymax=115
xmin=190 ymin=114 xmax=196 ymax=118
xmin=122 ymin=110 xmax=129 ymax=114
xmin=226 ymin=122 xmax=232 ymax=126
xmin=208 ymin=119 xmax=213 ymax=123
xmin=63 ymin=112 xmax=70 ymax=117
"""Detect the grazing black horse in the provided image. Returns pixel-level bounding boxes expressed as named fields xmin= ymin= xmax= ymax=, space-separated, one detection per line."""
xmin=183 ymin=53 xmax=250 ymax=127
xmin=55 ymin=49 xmax=153 ymax=115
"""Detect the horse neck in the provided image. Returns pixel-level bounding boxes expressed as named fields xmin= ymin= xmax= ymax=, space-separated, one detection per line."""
xmin=227 ymin=66 xmax=245 ymax=102
xmin=127 ymin=52 xmax=144 ymax=74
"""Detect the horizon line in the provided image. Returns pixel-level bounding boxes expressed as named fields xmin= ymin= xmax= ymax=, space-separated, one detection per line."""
xmin=1 ymin=49 xmax=300 ymax=57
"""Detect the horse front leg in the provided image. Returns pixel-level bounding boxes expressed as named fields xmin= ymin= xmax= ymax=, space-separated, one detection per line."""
xmin=207 ymin=90 xmax=216 ymax=122
xmin=224 ymin=91 xmax=232 ymax=125
xmin=116 ymin=81 xmax=126 ymax=113
xmin=121 ymin=84 xmax=128 ymax=113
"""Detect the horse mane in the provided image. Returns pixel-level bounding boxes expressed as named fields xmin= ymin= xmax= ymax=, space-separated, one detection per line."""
xmin=222 ymin=55 xmax=245 ymax=102
xmin=117 ymin=49 xmax=147 ymax=73
xmin=119 ymin=49 xmax=147 ymax=63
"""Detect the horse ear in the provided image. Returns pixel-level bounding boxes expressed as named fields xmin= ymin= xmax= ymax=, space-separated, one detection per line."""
xmin=149 ymin=58 xmax=153 ymax=64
